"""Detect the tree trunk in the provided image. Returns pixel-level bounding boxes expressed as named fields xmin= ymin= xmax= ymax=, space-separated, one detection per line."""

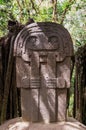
xmin=1 ymin=36 xmax=15 ymax=123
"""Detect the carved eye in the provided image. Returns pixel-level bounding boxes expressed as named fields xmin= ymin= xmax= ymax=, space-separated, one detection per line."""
xmin=48 ymin=36 xmax=58 ymax=43
xmin=28 ymin=36 xmax=37 ymax=44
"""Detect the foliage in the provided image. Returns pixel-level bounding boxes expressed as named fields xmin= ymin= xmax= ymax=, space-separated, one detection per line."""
xmin=68 ymin=94 xmax=74 ymax=116
xmin=64 ymin=0 xmax=86 ymax=50
xmin=0 ymin=0 xmax=85 ymax=50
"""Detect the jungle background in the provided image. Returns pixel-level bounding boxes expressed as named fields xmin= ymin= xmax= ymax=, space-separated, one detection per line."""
xmin=0 ymin=0 xmax=86 ymax=126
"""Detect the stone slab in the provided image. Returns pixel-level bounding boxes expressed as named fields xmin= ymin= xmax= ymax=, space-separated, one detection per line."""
xmin=21 ymin=89 xmax=39 ymax=122
xmin=0 ymin=117 xmax=86 ymax=130
xmin=57 ymin=89 xmax=67 ymax=121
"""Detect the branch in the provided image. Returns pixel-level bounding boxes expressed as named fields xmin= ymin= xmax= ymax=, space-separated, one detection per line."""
xmin=30 ymin=0 xmax=38 ymax=14
xmin=52 ymin=0 xmax=58 ymax=22
xmin=16 ymin=0 xmax=23 ymax=22
xmin=16 ymin=0 xmax=22 ymax=11
xmin=60 ymin=0 xmax=76 ymax=24
xmin=38 ymin=0 xmax=43 ymax=7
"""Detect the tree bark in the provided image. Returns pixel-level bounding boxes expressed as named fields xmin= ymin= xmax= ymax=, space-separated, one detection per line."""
xmin=1 ymin=36 xmax=15 ymax=123
xmin=60 ymin=0 xmax=75 ymax=24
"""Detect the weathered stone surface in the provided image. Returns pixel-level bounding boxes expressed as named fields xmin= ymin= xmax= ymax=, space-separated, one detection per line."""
xmin=57 ymin=89 xmax=67 ymax=121
xmin=21 ymin=89 xmax=39 ymax=122
xmin=14 ymin=22 xmax=74 ymax=122
xmin=56 ymin=57 xmax=71 ymax=88
xmin=14 ymin=22 xmax=74 ymax=57
xmin=0 ymin=117 xmax=86 ymax=130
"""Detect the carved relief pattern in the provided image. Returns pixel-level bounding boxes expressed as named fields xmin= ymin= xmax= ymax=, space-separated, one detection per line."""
xmin=14 ymin=22 xmax=74 ymax=123
xmin=14 ymin=22 xmax=74 ymax=56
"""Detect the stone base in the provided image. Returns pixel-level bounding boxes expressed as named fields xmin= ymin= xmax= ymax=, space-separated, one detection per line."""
xmin=0 ymin=117 xmax=86 ymax=130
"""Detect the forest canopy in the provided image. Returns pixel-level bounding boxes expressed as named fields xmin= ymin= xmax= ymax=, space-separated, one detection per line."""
xmin=0 ymin=0 xmax=86 ymax=50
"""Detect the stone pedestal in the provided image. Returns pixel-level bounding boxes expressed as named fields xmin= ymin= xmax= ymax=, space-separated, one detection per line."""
xmin=0 ymin=117 xmax=86 ymax=130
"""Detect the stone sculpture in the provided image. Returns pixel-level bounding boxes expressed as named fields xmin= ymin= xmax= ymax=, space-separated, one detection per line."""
xmin=14 ymin=22 xmax=74 ymax=123
xmin=0 ymin=22 xmax=86 ymax=130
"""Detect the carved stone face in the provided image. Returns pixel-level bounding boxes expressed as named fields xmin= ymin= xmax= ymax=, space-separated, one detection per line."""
xmin=25 ymin=34 xmax=59 ymax=50
xmin=14 ymin=22 xmax=74 ymax=123
xmin=14 ymin=22 xmax=73 ymax=57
